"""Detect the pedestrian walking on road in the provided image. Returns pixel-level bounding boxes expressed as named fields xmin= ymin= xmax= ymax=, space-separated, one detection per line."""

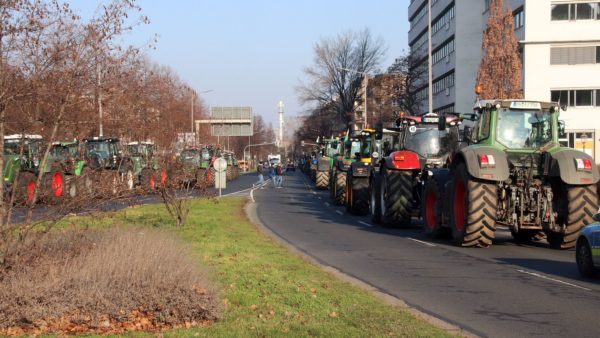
xmin=268 ymin=164 xmax=276 ymax=187
xmin=254 ymin=162 xmax=265 ymax=188
xmin=275 ymin=163 xmax=284 ymax=188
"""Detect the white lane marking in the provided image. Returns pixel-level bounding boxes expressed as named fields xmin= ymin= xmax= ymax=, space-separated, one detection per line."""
xmin=312 ymin=191 xmax=316 ymax=195
xmin=516 ymin=269 xmax=591 ymax=291
xmin=407 ymin=237 xmax=436 ymax=247
xmin=335 ymin=210 xmax=344 ymax=215
xmin=325 ymin=202 xmax=330 ymax=207
xmin=358 ymin=221 xmax=373 ymax=227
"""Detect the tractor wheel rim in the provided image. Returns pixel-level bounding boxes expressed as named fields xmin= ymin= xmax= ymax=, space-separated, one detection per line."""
xmin=454 ymin=179 xmax=466 ymax=232
xmin=161 ymin=169 xmax=167 ymax=184
xmin=425 ymin=191 xmax=437 ymax=230
xmin=150 ymin=175 xmax=155 ymax=189
xmin=52 ymin=173 xmax=63 ymax=197
xmin=27 ymin=181 xmax=36 ymax=202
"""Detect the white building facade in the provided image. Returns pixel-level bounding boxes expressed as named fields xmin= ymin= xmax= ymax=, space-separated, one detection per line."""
xmin=408 ymin=0 xmax=600 ymax=162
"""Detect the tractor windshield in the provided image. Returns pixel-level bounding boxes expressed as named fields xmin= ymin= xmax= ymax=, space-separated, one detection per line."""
xmin=4 ymin=140 xmax=23 ymax=155
xmin=201 ymin=148 xmax=211 ymax=160
xmin=127 ymin=145 xmax=141 ymax=155
xmin=181 ymin=149 xmax=200 ymax=165
xmin=350 ymin=141 xmax=361 ymax=158
xmin=496 ymin=109 xmax=553 ymax=149
xmin=360 ymin=136 xmax=373 ymax=157
xmin=50 ymin=145 xmax=71 ymax=161
xmin=404 ymin=125 xmax=457 ymax=158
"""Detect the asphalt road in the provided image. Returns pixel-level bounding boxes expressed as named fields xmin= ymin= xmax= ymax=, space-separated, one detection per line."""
xmin=251 ymin=170 xmax=600 ymax=338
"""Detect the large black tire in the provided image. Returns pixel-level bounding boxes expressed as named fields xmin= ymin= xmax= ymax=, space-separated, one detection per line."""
xmin=333 ymin=170 xmax=346 ymax=205
xmin=576 ymin=238 xmax=598 ymax=278
xmin=195 ymin=168 xmax=207 ymax=188
xmin=450 ymin=163 xmax=497 ymax=247
xmin=347 ymin=176 xmax=369 ymax=215
xmin=76 ymin=167 xmax=94 ymax=199
xmin=226 ymin=167 xmax=232 ymax=181
xmin=140 ymin=168 xmax=155 ymax=192
xmin=369 ymin=177 xmax=381 ymax=224
xmin=208 ymin=167 xmax=216 ymax=186
xmin=422 ymin=178 xmax=445 ymax=237
xmin=310 ymin=168 xmax=317 ymax=182
xmin=315 ymin=171 xmax=329 ymax=190
xmin=381 ymin=169 xmax=412 ymax=228
xmin=329 ymin=169 xmax=336 ymax=199
xmin=547 ymin=184 xmax=597 ymax=249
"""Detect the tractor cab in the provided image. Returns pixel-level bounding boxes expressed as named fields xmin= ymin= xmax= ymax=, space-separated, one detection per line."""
xmin=3 ymin=134 xmax=43 ymax=183
xmin=395 ymin=113 xmax=461 ymax=168
xmin=84 ymin=137 xmax=121 ymax=170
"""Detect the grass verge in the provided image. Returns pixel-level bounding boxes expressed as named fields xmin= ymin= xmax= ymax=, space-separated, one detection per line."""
xmin=75 ymin=197 xmax=453 ymax=337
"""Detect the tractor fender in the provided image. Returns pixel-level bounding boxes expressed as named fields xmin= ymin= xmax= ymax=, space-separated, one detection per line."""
xmin=548 ymin=149 xmax=599 ymax=185
xmin=455 ymin=147 xmax=509 ymax=181
xmin=383 ymin=150 xmax=420 ymax=170
xmin=335 ymin=160 xmax=351 ymax=172
xmin=350 ymin=161 xmax=371 ymax=177
xmin=317 ymin=157 xmax=330 ymax=171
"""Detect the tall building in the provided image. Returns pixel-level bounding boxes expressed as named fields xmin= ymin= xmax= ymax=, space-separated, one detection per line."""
xmin=408 ymin=0 xmax=600 ymax=162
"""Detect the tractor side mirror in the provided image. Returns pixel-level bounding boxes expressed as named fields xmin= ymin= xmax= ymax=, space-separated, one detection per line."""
xmin=438 ymin=114 xmax=446 ymax=131
xmin=558 ymin=120 xmax=566 ymax=138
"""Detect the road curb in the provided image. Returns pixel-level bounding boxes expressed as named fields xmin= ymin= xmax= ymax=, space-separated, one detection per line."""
xmin=244 ymin=200 xmax=478 ymax=338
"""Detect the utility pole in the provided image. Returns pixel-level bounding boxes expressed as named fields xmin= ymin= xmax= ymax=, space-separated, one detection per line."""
xmin=427 ymin=0 xmax=433 ymax=115
xmin=278 ymin=100 xmax=284 ymax=149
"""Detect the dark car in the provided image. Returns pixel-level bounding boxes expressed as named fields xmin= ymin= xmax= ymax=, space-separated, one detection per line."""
xmin=286 ymin=163 xmax=296 ymax=172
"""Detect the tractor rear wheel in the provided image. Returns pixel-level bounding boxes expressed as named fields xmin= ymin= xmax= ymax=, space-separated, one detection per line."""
xmin=329 ymin=169 xmax=336 ymax=199
xmin=315 ymin=170 xmax=329 ymax=190
xmin=333 ymin=170 xmax=346 ymax=205
xmin=195 ymin=168 xmax=207 ymax=188
xmin=547 ymin=184 xmax=597 ymax=249
xmin=140 ymin=168 xmax=154 ymax=192
xmin=347 ymin=176 xmax=369 ymax=216
xmin=450 ymin=163 xmax=497 ymax=247
xmin=122 ymin=166 xmax=135 ymax=191
xmin=76 ymin=167 xmax=94 ymax=199
xmin=422 ymin=178 xmax=447 ymax=237
xmin=381 ymin=169 xmax=412 ymax=228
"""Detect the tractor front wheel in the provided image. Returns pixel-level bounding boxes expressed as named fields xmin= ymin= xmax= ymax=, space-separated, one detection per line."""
xmin=333 ymin=170 xmax=346 ymax=206
xmin=315 ymin=170 xmax=329 ymax=190
xmin=422 ymin=178 xmax=448 ymax=237
xmin=450 ymin=163 xmax=497 ymax=247
xmin=369 ymin=177 xmax=381 ymax=224
xmin=347 ymin=175 xmax=369 ymax=216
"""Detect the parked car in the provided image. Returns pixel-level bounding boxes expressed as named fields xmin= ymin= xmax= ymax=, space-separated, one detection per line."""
xmin=286 ymin=162 xmax=296 ymax=172
xmin=576 ymin=213 xmax=600 ymax=277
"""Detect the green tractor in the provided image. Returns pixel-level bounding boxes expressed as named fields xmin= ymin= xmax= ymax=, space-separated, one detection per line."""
xmin=125 ymin=141 xmax=166 ymax=191
xmin=222 ymin=151 xmax=239 ymax=181
xmin=330 ymin=135 xmax=360 ymax=205
xmin=424 ymin=100 xmax=599 ymax=248
xmin=178 ymin=145 xmax=215 ymax=187
xmin=83 ymin=136 xmax=129 ymax=196
xmin=3 ymin=134 xmax=67 ymax=205
xmin=315 ymin=137 xmax=341 ymax=190
xmin=48 ymin=140 xmax=93 ymax=199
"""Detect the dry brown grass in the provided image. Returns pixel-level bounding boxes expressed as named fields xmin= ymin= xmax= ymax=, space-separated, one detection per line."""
xmin=0 ymin=227 xmax=219 ymax=335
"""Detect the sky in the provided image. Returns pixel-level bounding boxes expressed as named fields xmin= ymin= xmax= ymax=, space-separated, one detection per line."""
xmin=71 ymin=0 xmax=409 ymax=126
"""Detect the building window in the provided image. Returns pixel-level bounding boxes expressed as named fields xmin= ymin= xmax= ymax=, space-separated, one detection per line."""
xmin=577 ymin=3 xmax=594 ymax=20
xmin=551 ymin=4 xmax=569 ymax=20
xmin=550 ymin=46 xmax=597 ymax=65
xmin=432 ymin=4 xmax=455 ymax=34
xmin=434 ymin=103 xmax=455 ymax=114
xmin=514 ymin=7 xmax=524 ymax=29
xmin=551 ymin=89 xmax=600 ymax=106
xmin=576 ymin=90 xmax=593 ymax=106
xmin=410 ymin=2 xmax=428 ymax=30
xmin=432 ymin=37 xmax=455 ymax=64
xmin=484 ymin=0 xmax=490 ymax=12
xmin=432 ymin=71 xmax=455 ymax=94
xmin=551 ymin=2 xmax=600 ymax=21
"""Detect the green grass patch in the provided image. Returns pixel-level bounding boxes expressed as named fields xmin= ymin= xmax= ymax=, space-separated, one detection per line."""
xmin=78 ymin=198 xmax=453 ymax=337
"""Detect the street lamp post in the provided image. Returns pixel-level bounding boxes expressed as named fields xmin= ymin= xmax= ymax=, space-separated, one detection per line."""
xmin=338 ymin=67 xmax=369 ymax=128
xmin=190 ymin=88 xmax=214 ymax=145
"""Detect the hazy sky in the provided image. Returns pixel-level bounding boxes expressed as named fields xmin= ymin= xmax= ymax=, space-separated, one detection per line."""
xmin=71 ymin=0 xmax=409 ymax=126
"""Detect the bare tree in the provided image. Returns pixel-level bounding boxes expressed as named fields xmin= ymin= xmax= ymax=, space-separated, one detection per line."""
xmin=297 ymin=29 xmax=386 ymax=128
xmin=388 ymin=52 xmax=427 ymax=116
xmin=476 ymin=0 xmax=522 ymax=99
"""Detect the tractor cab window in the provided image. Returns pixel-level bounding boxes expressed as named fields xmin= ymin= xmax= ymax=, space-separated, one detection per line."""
xmin=182 ymin=149 xmax=200 ymax=165
xmin=127 ymin=145 xmax=141 ymax=155
xmin=87 ymin=142 xmax=109 ymax=154
xmin=496 ymin=109 xmax=553 ymax=149
xmin=108 ymin=143 xmax=119 ymax=156
xmin=404 ymin=125 xmax=458 ymax=158
xmin=360 ymin=136 xmax=373 ymax=156
xmin=201 ymin=148 xmax=210 ymax=160
xmin=350 ymin=141 xmax=361 ymax=158
xmin=4 ymin=140 xmax=22 ymax=155
xmin=473 ymin=109 xmax=491 ymax=142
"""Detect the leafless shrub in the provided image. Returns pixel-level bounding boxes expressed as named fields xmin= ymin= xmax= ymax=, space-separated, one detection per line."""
xmin=0 ymin=227 xmax=219 ymax=335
